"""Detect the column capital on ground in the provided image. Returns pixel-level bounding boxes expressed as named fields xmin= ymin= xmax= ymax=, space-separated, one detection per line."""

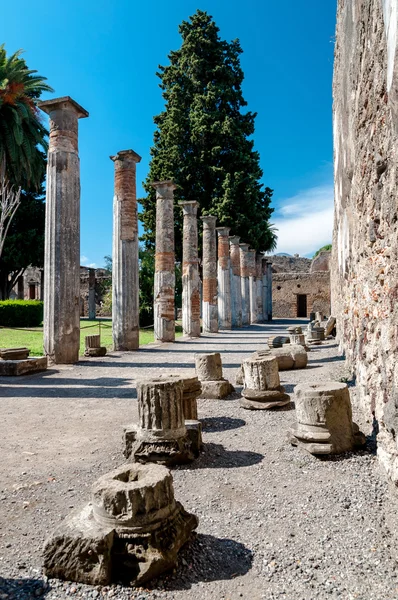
xmin=110 ymin=149 xmax=142 ymax=164
xmin=38 ymin=96 xmax=89 ymax=119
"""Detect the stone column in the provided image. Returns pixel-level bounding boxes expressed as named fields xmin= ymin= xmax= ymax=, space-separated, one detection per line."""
xmin=262 ymin=256 xmax=269 ymax=321
xmin=239 ymin=243 xmax=250 ymax=326
xmin=267 ymin=260 xmax=273 ymax=321
xmin=217 ymin=227 xmax=231 ymax=330
xmin=256 ymin=254 xmax=264 ymax=322
xmin=40 ymin=269 xmax=44 ymax=301
xmin=248 ymin=249 xmax=257 ymax=324
xmin=201 ymin=216 xmax=218 ymax=333
xmin=180 ymin=201 xmax=200 ymax=337
xmin=153 ymin=181 xmax=176 ymax=343
xmin=17 ymin=275 xmax=24 ymax=299
xmin=229 ymin=236 xmax=242 ymax=328
xmin=38 ymin=96 xmax=88 ymax=364
xmin=111 ymin=150 xmax=141 ymax=350
xmin=88 ymin=268 xmax=96 ymax=321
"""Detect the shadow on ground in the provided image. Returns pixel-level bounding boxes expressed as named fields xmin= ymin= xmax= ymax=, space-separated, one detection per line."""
xmin=0 ymin=577 xmax=49 ymax=599
xmin=201 ymin=416 xmax=246 ymax=432
xmin=183 ymin=442 xmax=263 ymax=470
xmin=150 ymin=533 xmax=253 ymax=591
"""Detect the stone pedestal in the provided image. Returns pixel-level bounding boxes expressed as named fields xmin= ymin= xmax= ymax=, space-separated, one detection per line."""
xmin=84 ymin=334 xmax=107 ymax=357
xmin=239 ymin=244 xmax=250 ymax=326
xmin=88 ymin=268 xmax=96 ymax=320
xmin=124 ymin=378 xmax=195 ymax=465
xmin=268 ymin=335 xmax=290 ymax=348
xmin=195 ymin=352 xmax=234 ymax=399
xmin=0 ymin=356 xmax=48 ymax=376
xmin=289 ymin=333 xmax=306 ymax=347
xmin=240 ymin=355 xmax=290 ymax=410
xmin=289 ymin=382 xmax=366 ymax=455
xmin=111 ymin=150 xmax=141 ymax=350
xmin=201 ymin=216 xmax=218 ymax=333
xmin=229 ymin=236 xmax=242 ymax=328
xmin=153 ymin=181 xmax=176 ymax=343
xmin=180 ymin=201 xmax=200 ymax=338
xmin=217 ymin=227 xmax=232 ymax=329
xmin=39 ymin=96 xmax=88 ymax=364
xmin=248 ymin=249 xmax=257 ymax=324
xmin=43 ymin=463 xmax=198 ymax=587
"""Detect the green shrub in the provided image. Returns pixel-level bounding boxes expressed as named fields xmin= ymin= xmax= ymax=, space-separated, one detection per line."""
xmin=0 ymin=300 xmax=44 ymax=327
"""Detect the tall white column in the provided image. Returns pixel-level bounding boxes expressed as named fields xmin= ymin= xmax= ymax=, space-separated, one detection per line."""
xmin=180 ymin=201 xmax=200 ymax=337
xmin=39 ymin=96 xmax=88 ymax=364
xmin=217 ymin=227 xmax=232 ymax=330
xmin=239 ymin=243 xmax=250 ymax=326
xmin=201 ymin=216 xmax=218 ymax=333
xmin=229 ymin=236 xmax=242 ymax=328
xmin=248 ymin=249 xmax=258 ymax=324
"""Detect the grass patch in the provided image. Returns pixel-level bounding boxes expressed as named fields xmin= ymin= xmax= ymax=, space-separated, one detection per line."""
xmin=0 ymin=320 xmax=183 ymax=357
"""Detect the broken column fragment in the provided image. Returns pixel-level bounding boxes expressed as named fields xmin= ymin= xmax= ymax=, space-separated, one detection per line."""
xmin=153 ymin=181 xmax=176 ymax=343
xmin=289 ymin=382 xmax=366 ymax=455
xmin=84 ymin=335 xmax=107 ymax=357
xmin=240 ymin=355 xmax=290 ymax=410
xmin=43 ymin=463 xmax=198 ymax=587
xmin=124 ymin=377 xmax=195 ymax=465
xmin=180 ymin=201 xmax=200 ymax=338
xmin=195 ymin=352 xmax=234 ymax=399
xmin=201 ymin=215 xmax=218 ymax=334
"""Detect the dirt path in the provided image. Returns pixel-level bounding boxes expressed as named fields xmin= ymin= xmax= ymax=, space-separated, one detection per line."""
xmin=0 ymin=320 xmax=397 ymax=600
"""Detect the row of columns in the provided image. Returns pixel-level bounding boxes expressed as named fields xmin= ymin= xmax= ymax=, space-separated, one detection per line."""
xmin=39 ymin=95 xmax=272 ymax=364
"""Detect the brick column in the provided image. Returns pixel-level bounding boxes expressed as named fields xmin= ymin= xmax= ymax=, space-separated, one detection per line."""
xmin=248 ymin=249 xmax=257 ymax=324
xmin=217 ymin=227 xmax=232 ymax=330
xmin=153 ymin=181 xmax=176 ymax=342
xmin=256 ymin=254 xmax=264 ymax=322
xmin=88 ymin=268 xmax=96 ymax=321
xmin=239 ymin=243 xmax=250 ymax=326
xmin=229 ymin=236 xmax=242 ymax=328
xmin=38 ymin=96 xmax=88 ymax=364
xmin=111 ymin=150 xmax=141 ymax=350
xmin=180 ymin=201 xmax=200 ymax=337
xmin=201 ymin=216 xmax=218 ymax=333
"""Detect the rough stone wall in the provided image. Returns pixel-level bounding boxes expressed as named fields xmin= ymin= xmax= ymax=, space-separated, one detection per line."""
xmin=273 ymin=272 xmax=331 ymax=318
xmin=332 ymin=0 xmax=398 ymax=482
xmin=310 ymin=251 xmax=331 ymax=273
xmin=265 ymin=255 xmax=312 ymax=273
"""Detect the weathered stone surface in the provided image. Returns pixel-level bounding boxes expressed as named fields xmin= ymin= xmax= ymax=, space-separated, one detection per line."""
xmin=270 ymin=344 xmax=308 ymax=370
xmin=248 ymin=249 xmax=257 ymax=324
xmin=124 ymin=378 xmax=194 ymax=466
xmin=153 ymin=181 xmax=176 ymax=343
xmin=180 ymin=201 xmax=200 ymax=338
xmin=111 ymin=150 xmax=141 ymax=351
xmin=324 ymin=316 xmax=336 ymax=337
xmin=289 ymin=333 xmax=306 ymax=347
xmin=239 ymin=243 xmax=250 ymax=326
xmin=229 ymin=236 xmax=242 ymax=328
xmin=84 ymin=347 xmax=107 ymax=357
xmin=0 ymin=356 xmax=47 ymax=376
xmin=268 ymin=335 xmax=290 ymax=349
xmin=0 ymin=347 xmax=30 ymax=360
xmin=240 ymin=396 xmax=290 ymax=410
xmin=39 ymin=97 xmax=89 ymax=364
xmin=185 ymin=420 xmax=202 ymax=457
xmin=201 ymin=216 xmax=218 ymax=333
xmin=241 ymin=354 xmax=290 ymax=410
xmin=217 ymin=227 xmax=232 ymax=329
xmin=88 ymin=268 xmax=96 ymax=320
xmin=43 ymin=463 xmax=198 ymax=586
xmin=198 ymin=379 xmax=234 ymax=399
xmin=289 ymin=382 xmax=365 ymax=455
xmin=332 ymin=0 xmax=398 ymax=481
xmin=195 ymin=352 xmax=223 ymax=381
xmin=157 ymin=373 xmax=201 ymax=420
xmin=271 ymin=271 xmax=330 ymax=319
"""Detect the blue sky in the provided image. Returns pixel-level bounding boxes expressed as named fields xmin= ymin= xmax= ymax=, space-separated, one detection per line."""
xmin=2 ymin=0 xmax=336 ymax=265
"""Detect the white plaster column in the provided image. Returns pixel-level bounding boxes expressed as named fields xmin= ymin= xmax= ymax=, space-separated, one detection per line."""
xmin=248 ymin=249 xmax=258 ymax=324
xmin=267 ymin=260 xmax=273 ymax=321
xmin=229 ymin=236 xmax=242 ymax=328
xmin=201 ymin=216 xmax=218 ymax=333
xmin=256 ymin=254 xmax=264 ymax=322
xmin=111 ymin=150 xmax=141 ymax=350
xmin=217 ymin=227 xmax=232 ymax=330
xmin=239 ymin=243 xmax=250 ymax=326
xmin=153 ymin=181 xmax=176 ymax=342
xmin=39 ymin=96 xmax=88 ymax=364
xmin=180 ymin=201 xmax=200 ymax=338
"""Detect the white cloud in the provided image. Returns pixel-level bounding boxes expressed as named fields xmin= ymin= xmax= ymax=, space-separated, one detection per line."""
xmin=80 ymin=255 xmax=97 ymax=269
xmin=272 ymin=184 xmax=334 ymax=257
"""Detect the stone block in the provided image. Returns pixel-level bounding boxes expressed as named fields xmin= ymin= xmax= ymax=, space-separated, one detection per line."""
xmin=0 ymin=347 xmax=30 ymax=360
xmin=195 ymin=352 xmax=223 ymax=381
xmin=198 ymin=379 xmax=234 ymax=399
xmin=84 ymin=347 xmax=107 ymax=357
xmin=0 ymin=356 xmax=48 ymax=376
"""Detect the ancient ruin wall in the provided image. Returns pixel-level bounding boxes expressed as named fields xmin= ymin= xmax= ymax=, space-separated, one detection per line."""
xmin=332 ymin=0 xmax=398 ymax=482
xmin=264 ymin=255 xmax=311 ymax=274
xmin=273 ymin=272 xmax=330 ymax=318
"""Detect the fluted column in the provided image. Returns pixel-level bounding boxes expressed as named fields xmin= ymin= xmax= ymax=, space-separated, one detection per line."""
xmin=111 ymin=150 xmax=141 ymax=350
xmin=153 ymin=181 xmax=176 ymax=342
xmin=217 ymin=227 xmax=232 ymax=330
xmin=39 ymin=96 xmax=88 ymax=364
xmin=201 ymin=216 xmax=218 ymax=333
xmin=229 ymin=236 xmax=242 ymax=328
xmin=256 ymin=254 xmax=264 ymax=322
xmin=267 ymin=260 xmax=273 ymax=321
xmin=262 ymin=256 xmax=269 ymax=321
xmin=239 ymin=243 xmax=250 ymax=326
xmin=248 ymin=249 xmax=257 ymax=324
xmin=180 ymin=201 xmax=200 ymax=337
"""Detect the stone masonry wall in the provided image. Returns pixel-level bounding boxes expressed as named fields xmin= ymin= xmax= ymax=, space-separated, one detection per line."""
xmin=273 ymin=272 xmax=331 ymax=318
xmin=332 ymin=0 xmax=398 ymax=482
xmin=265 ymin=255 xmax=311 ymax=273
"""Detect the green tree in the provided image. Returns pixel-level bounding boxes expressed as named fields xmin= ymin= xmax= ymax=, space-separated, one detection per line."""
xmin=140 ymin=10 xmax=277 ymax=258
xmin=313 ymin=244 xmax=332 ymax=258
xmin=0 ymin=45 xmax=53 ymax=188
xmin=0 ymin=187 xmax=45 ymax=299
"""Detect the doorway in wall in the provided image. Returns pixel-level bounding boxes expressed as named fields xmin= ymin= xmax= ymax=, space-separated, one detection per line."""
xmin=297 ymin=294 xmax=307 ymax=317
xmin=29 ymin=283 xmax=36 ymax=300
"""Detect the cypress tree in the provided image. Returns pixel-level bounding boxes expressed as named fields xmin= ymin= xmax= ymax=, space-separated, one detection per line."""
xmin=140 ymin=9 xmax=277 ymax=257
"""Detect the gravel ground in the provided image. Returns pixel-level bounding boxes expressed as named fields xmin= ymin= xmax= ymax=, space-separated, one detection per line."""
xmin=0 ymin=319 xmax=397 ymax=600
